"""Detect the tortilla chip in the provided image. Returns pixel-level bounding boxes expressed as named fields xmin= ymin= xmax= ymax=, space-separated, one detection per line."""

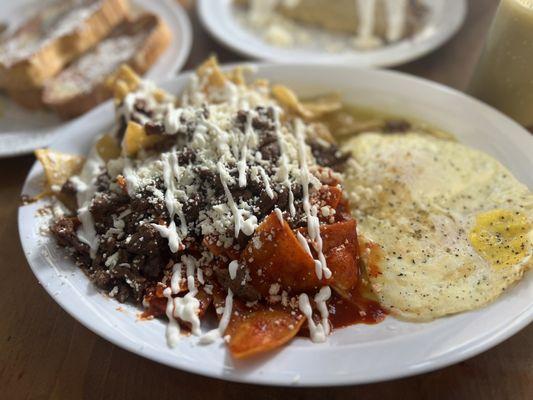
xmin=210 ymin=290 xmax=305 ymax=359
xmin=122 ymin=121 xmax=164 ymax=157
xmin=96 ymin=134 xmax=121 ymax=162
xmin=272 ymin=85 xmax=313 ymax=118
xmin=243 ymin=212 xmax=320 ymax=296
xmin=226 ymin=66 xmax=247 ymax=85
xmin=197 ymin=56 xmax=227 ymax=88
xmin=273 ymin=85 xmax=341 ymax=119
xmin=107 ymin=64 xmax=141 ymax=103
xmin=34 ymin=149 xmax=84 ymax=191
xmin=320 ymin=219 xmax=359 ymax=293
xmin=301 ymin=93 xmax=342 ymax=115
xmin=227 ymin=307 xmax=305 ymax=359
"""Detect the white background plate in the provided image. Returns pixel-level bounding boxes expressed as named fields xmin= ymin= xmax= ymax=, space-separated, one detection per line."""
xmin=18 ymin=64 xmax=532 ymax=386
xmin=198 ymin=0 xmax=467 ymax=66
xmin=0 ymin=0 xmax=192 ymax=158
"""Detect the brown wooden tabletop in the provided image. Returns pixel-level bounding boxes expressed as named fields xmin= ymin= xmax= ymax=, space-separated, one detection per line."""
xmin=1 ymin=1 xmax=531 ymax=399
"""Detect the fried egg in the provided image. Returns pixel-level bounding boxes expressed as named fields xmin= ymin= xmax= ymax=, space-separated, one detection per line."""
xmin=342 ymin=133 xmax=532 ymax=321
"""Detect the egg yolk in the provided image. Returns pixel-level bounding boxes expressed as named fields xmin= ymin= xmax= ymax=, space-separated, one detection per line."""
xmin=469 ymin=209 xmax=531 ymax=268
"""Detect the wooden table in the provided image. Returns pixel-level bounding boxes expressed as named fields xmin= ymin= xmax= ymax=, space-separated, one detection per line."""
xmin=1 ymin=1 xmax=531 ymax=399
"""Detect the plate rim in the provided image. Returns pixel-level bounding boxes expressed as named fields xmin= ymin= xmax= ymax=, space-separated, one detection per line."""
xmin=0 ymin=0 xmax=193 ymax=158
xmin=18 ymin=63 xmax=533 ymax=387
xmin=197 ymin=0 xmax=467 ymax=67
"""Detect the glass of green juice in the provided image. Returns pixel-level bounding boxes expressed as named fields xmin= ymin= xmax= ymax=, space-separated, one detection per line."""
xmin=469 ymin=0 xmax=533 ymax=131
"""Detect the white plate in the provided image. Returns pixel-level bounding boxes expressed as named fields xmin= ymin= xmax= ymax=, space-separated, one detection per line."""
xmin=198 ymin=0 xmax=467 ymax=66
xmin=0 ymin=0 xmax=192 ymax=158
xmin=18 ymin=64 xmax=533 ymax=386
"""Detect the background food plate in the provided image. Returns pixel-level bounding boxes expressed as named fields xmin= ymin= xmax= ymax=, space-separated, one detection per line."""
xmin=18 ymin=64 xmax=532 ymax=387
xmin=198 ymin=0 xmax=467 ymax=66
xmin=0 ymin=0 xmax=192 ymax=158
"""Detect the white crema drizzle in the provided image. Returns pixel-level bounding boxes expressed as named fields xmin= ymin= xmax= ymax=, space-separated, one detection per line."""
xmin=152 ymin=151 xmax=188 ymax=253
xmin=228 ymin=260 xmax=239 ymax=280
xmin=274 ymin=207 xmax=284 ymax=223
xmin=237 ymin=111 xmax=257 ymax=187
xmin=217 ymin=161 xmax=258 ymax=237
xmin=294 ymin=119 xmax=331 ymax=280
xmin=272 ymin=107 xmax=296 ymax=216
xmin=71 ymin=144 xmax=104 ymax=259
xmin=164 ymin=255 xmax=202 ymax=347
xmin=259 ymin=166 xmax=274 ymax=199
xmin=199 ymin=289 xmax=234 ymax=345
xmin=298 ymin=286 xmax=331 ymax=343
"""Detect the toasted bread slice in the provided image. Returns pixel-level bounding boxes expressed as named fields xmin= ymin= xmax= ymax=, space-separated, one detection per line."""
xmin=6 ymin=86 xmax=45 ymax=110
xmin=0 ymin=0 xmax=129 ymax=91
xmin=42 ymin=14 xmax=171 ymax=120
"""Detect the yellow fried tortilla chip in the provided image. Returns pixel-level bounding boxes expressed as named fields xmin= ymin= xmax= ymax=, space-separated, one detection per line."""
xmin=225 ymin=66 xmax=246 ymax=85
xmin=197 ymin=56 xmax=227 ymax=88
xmin=272 ymin=85 xmax=341 ymax=119
xmin=122 ymin=121 xmax=164 ymax=157
xmin=34 ymin=149 xmax=84 ymax=192
xmin=307 ymin=122 xmax=336 ymax=143
xmin=107 ymin=64 xmax=141 ymax=103
xmin=252 ymin=78 xmax=269 ymax=91
xmin=96 ymin=134 xmax=121 ymax=162
xmin=272 ymin=85 xmax=313 ymax=118
xmin=301 ymin=93 xmax=342 ymax=116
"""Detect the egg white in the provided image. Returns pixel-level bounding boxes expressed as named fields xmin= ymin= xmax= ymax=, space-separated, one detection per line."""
xmin=342 ymin=133 xmax=532 ymax=321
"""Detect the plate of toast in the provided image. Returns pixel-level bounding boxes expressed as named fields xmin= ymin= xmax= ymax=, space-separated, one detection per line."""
xmin=0 ymin=0 xmax=192 ymax=157
xmin=199 ymin=0 xmax=466 ymax=66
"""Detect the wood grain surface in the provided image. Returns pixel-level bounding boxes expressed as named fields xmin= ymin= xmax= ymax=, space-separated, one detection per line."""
xmin=1 ymin=1 xmax=532 ymax=399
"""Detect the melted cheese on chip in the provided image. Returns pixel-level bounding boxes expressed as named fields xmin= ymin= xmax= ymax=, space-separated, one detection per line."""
xmin=342 ymin=133 xmax=532 ymax=321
